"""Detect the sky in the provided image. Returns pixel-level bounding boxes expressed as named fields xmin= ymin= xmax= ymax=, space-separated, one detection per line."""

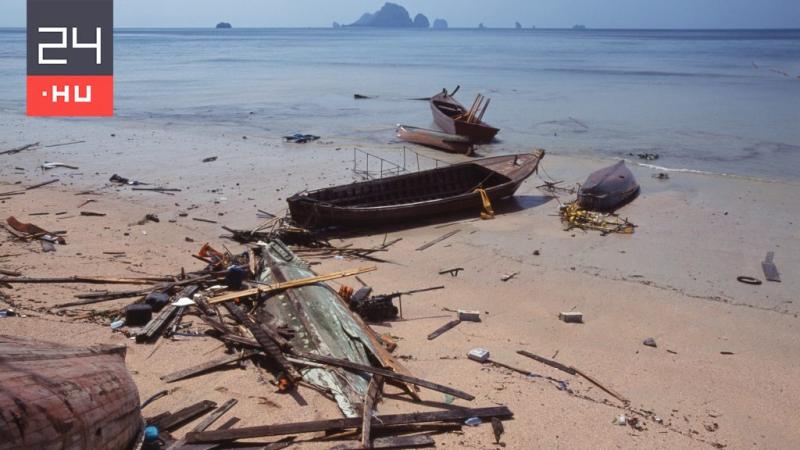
xmin=2 ymin=0 xmax=799 ymax=29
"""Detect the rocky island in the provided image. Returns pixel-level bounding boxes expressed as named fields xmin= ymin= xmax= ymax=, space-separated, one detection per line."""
xmin=215 ymin=22 xmax=232 ymax=29
xmin=346 ymin=2 xmax=438 ymax=28
xmin=432 ymin=18 xmax=448 ymax=30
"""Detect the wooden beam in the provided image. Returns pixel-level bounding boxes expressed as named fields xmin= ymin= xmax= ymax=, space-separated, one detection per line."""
xmin=291 ymin=352 xmax=474 ymax=401
xmin=152 ymin=400 xmax=217 ymax=432
xmin=167 ymin=399 xmax=238 ymax=450
xmin=185 ymin=406 xmax=512 ymax=443
xmin=427 ymin=320 xmax=461 ymax=340
xmin=208 ymin=266 xmax=377 ymax=304
xmin=361 ymin=375 xmax=383 ymax=448
xmin=161 ymin=352 xmax=258 ymax=383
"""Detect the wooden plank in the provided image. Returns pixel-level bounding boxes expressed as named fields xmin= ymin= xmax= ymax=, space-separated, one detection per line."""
xmin=361 ymin=375 xmax=383 ymax=448
xmin=224 ymin=303 xmax=300 ymax=381
xmin=415 ymin=230 xmax=460 ymax=252
xmin=161 ymin=352 xmax=257 ymax=383
xmin=185 ymin=406 xmax=512 ymax=443
xmin=427 ymin=320 xmax=461 ymax=340
xmin=0 ymin=275 xmax=169 ymax=285
xmin=208 ymin=266 xmax=377 ymax=304
xmin=152 ymin=400 xmax=217 ymax=431
xmin=176 ymin=417 xmax=241 ymax=450
xmin=291 ymin=352 xmax=474 ymax=401
xmin=137 ymin=286 xmax=198 ymax=343
xmin=168 ymin=399 xmax=238 ymax=450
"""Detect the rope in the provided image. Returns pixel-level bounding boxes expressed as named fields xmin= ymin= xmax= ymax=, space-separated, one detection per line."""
xmin=474 ymin=188 xmax=495 ymax=220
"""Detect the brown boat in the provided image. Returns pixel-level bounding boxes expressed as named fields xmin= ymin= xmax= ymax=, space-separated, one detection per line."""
xmin=287 ymin=149 xmax=544 ymax=228
xmin=396 ymin=124 xmax=475 ymax=155
xmin=430 ymin=89 xmax=499 ymax=143
xmin=0 ymin=335 xmax=142 ymax=450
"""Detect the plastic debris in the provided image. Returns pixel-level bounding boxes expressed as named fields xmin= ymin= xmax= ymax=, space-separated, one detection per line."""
xmin=464 ymin=417 xmax=483 ymax=427
xmin=467 ymin=348 xmax=490 ymax=363
xmin=643 ymin=337 xmax=658 ymax=348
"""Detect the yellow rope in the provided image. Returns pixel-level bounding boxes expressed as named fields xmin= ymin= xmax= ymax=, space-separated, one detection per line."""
xmin=560 ymin=201 xmax=635 ymax=234
xmin=474 ymin=188 xmax=494 ymax=220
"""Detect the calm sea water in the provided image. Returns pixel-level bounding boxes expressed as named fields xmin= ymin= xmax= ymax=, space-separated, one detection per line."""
xmin=1 ymin=28 xmax=798 ymax=180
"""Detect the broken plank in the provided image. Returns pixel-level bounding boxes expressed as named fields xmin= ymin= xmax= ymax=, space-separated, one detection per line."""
xmin=208 ymin=266 xmax=377 ymax=304
xmin=291 ymin=351 xmax=474 ymax=401
xmin=361 ymin=375 xmax=383 ymax=448
xmin=0 ymin=275 xmax=170 ymax=285
xmin=0 ymin=142 xmax=39 ymax=156
xmin=224 ymin=303 xmax=300 ymax=380
xmin=185 ymin=406 xmax=512 ymax=443
xmin=167 ymin=399 xmax=239 ymax=450
xmin=161 ymin=351 xmax=258 ymax=383
xmin=427 ymin=319 xmax=461 ymax=341
xmin=152 ymin=400 xmax=217 ymax=432
xmin=415 ymin=230 xmax=460 ymax=252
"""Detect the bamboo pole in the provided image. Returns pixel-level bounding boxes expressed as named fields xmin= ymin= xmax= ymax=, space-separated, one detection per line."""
xmin=477 ymin=97 xmax=492 ymax=122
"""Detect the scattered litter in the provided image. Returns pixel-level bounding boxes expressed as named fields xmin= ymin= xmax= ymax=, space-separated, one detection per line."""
xmin=0 ymin=309 xmax=17 ymax=318
xmin=110 ymin=319 xmax=125 ymax=329
xmin=652 ymin=172 xmax=670 ymax=180
xmin=41 ymin=162 xmax=79 ymax=170
xmin=464 ymin=417 xmax=482 ymax=427
xmin=80 ymin=211 xmax=106 ymax=217
xmin=501 ymin=271 xmax=519 ymax=282
xmin=284 ymin=133 xmax=320 ymax=144
xmin=560 ymin=201 xmax=635 ymax=235
xmin=762 ymin=251 xmax=780 ymax=282
xmin=172 ymin=297 xmax=196 ymax=307
xmin=612 ymin=414 xmax=628 ymax=426
xmin=736 ymin=276 xmax=762 ymax=285
xmin=353 ymin=94 xmax=373 ymax=99
xmin=439 ymin=267 xmax=463 ymax=277
xmin=202 ymin=156 xmax=218 ymax=163
xmin=720 ymin=351 xmax=734 ymax=355
xmin=467 ymin=348 xmax=490 ymax=363
xmin=559 ymin=311 xmax=583 ymax=323
xmin=643 ymin=337 xmax=658 ymax=348
xmin=109 ymin=174 xmax=146 ymax=185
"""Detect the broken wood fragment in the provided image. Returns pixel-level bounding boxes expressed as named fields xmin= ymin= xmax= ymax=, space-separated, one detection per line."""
xmin=361 ymin=375 xmax=383 ymax=448
xmin=185 ymin=406 xmax=512 ymax=443
xmin=291 ymin=352 xmax=474 ymax=401
xmin=0 ymin=275 xmax=171 ymax=285
xmin=0 ymin=142 xmax=39 ymax=156
xmin=208 ymin=266 xmax=377 ymax=304
xmin=152 ymin=400 xmax=217 ymax=431
xmin=427 ymin=319 xmax=461 ymax=340
xmin=516 ymin=350 xmax=577 ymax=375
xmin=161 ymin=351 xmax=258 ymax=383
xmin=80 ymin=211 xmax=106 ymax=217
xmin=415 ymin=230 xmax=460 ymax=251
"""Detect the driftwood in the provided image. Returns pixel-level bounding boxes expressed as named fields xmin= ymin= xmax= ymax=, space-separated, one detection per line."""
xmin=0 ymin=142 xmax=39 ymax=155
xmin=427 ymin=320 xmax=461 ymax=340
xmin=0 ymin=275 xmax=171 ymax=285
xmin=416 ymin=230 xmax=460 ymax=251
xmin=185 ymin=406 xmax=512 ymax=443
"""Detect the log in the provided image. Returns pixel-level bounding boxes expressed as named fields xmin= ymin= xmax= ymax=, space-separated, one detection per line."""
xmin=208 ymin=266 xmax=377 ymax=304
xmin=185 ymin=406 xmax=512 ymax=443
xmin=291 ymin=352 xmax=474 ymax=401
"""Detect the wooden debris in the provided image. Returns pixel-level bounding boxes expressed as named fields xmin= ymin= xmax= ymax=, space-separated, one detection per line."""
xmin=291 ymin=352 xmax=474 ymax=400
xmin=44 ymin=140 xmax=85 ymax=148
xmin=501 ymin=271 xmax=519 ymax=282
xmin=558 ymin=311 xmax=583 ymax=323
xmin=438 ymin=267 xmax=463 ymax=277
xmin=166 ymin=399 xmax=239 ymax=450
xmin=516 ymin=350 xmax=577 ymax=375
xmin=0 ymin=275 xmax=170 ymax=285
xmin=208 ymin=266 xmax=377 ymax=304
xmin=185 ymin=406 xmax=512 ymax=443
xmin=361 ymin=375 xmax=383 ymax=448
xmin=80 ymin=211 xmax=107 ymax=217
xmin=332 ymin=435 xmax=435 ymax=450
xmin=491 ymin=417 xmax=504 ymax=444
xmin=427 ymin=319 xmax=461 ymax=340
xmin=416 ymin=230 xmax=460 ymax=251
xmin=193 ymin=217 xmax=218 ymax=224
xmin=0 ymin=142 xmax=39 ymax=155
xmin=152 ymin=400 xmax=217 ymax=432
xmin=26 ymin=179 xmax=60 ymax=191
xmin=161 ymin=351 xmax=259 ymax=383
xmin=572 ymin=367 xmax=629 ymax=405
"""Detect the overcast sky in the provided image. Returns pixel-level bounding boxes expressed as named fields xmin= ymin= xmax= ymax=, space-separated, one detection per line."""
xmin=3 ymin=0 xmax=799 ymax=28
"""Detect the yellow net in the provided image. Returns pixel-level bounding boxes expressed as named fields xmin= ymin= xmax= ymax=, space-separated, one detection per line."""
xmin=559 ymin=201 xmax=635 ymax=235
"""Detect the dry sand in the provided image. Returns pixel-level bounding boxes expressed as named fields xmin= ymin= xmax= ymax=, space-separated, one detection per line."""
xmin=1 ymin=114 xmax=799 ymax=449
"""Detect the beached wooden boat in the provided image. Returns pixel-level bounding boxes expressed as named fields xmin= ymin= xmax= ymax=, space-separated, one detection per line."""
xmin=396 ymin=124 xmax=474 ymax=155
xmin=577 ymin=160 xmax=640 ymax=211
xmin=287 ymin=149 xmax=544 ymax=228
xmin=430 ymin=90 xmax=499 ymax=143
xmin=0 ymin=335 xmax=141 ymax=450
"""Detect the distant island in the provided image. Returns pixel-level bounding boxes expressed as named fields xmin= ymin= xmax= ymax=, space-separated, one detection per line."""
xmin=515 ymin=22 xmax=522 ymax=29
xmin=432 ymin=19 xmax=448 ymax=30
xmin=215 ymin=22 xmax=232 ymax=29
xmin=572 ymin=24 xmax=587 ymax=30
xmin=344 ymin=2 xmax=438 ymax=28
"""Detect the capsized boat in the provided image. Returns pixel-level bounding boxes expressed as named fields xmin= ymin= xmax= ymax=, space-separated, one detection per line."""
xmin=0 ymin=335 xmax=141 ymax=450
xmin=577 ymin=160 xmax=640 ymax=212
xmin=287 ymin=150 xmax=544 ymax=228
xmin=396 ymin=124 xmax=474 ymax=155
xmin=430 ymin=89 xmax=499 ymax=143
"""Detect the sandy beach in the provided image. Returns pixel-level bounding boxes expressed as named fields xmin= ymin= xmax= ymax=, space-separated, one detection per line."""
xmin=1 ymin=111 xmax=798 ymax=449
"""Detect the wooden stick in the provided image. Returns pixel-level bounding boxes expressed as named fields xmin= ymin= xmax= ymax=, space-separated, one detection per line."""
xmin=132 ymin=187 xmax=182 ymax=192
xmin=26 ymin=179 xmax=59 ymax=190
xmin=467 ymin=95 xmax=484 ymax=123
xmin=291 ymin=352 xmax=474 ymax=401
xmin=185 ymin=406 xmax=512 ymax=443
xmin=361 ymin=375 xmax=383 ymax=448
xmin=0 ymin=142 xmax=39 ymax=156
xmin=0 ymin=275 xmax=171 ymax=285
xmin=161 ymin=351 xmax=258 ymax=383
xmin=477 ymin=98 xmax=491 ymax=122
xmin=427 ymin=319 xmax=461 ymax=340
xmin=208 ymin=266 xmax=377 ymax=304
xmin=416 ymin=230 xmax=460 ymax=252
xmin=516 ymin=350 xmax=577 ymax=375
xmin=572 ymin=367 xmax=629 ymax=405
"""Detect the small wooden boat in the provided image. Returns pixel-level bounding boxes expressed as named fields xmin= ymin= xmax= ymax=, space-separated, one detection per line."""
xmin=396 ymin=124 xmax=474 ymax=155
xmin=430 ymin=90 xmax=499 ymax=143
xmin=288 ymin=150 xmax=544 ymax=228
xmin=0 ymin=335 xmax=141 ymax=450
xmin=577 ymin=160 xmax=640 ymax=212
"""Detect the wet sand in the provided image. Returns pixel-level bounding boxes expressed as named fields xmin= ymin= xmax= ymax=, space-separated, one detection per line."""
xmin=1 ymin=114 xmax=799 ymax=449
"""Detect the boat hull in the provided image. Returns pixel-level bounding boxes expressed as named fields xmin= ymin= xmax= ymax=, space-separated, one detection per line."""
xmin=396 ymin=125 xmax=474 ymax=155
xmin=577 ymin=160 xmax=640 ymax=211
xmin=0 ymin=335 xmax=141 ymax=450
xmin=288 ymin=150 xmax=544 ymax=228
xmin=430 ymin=92 xmax=499 ymax=143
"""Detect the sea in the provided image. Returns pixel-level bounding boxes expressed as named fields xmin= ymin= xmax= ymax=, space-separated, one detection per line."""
xmin=1 ymin=28 xmax=798 ymax=181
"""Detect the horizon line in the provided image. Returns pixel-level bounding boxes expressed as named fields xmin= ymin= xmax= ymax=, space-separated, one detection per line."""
xmin=1 ymin=26 xmax=799 ymax=31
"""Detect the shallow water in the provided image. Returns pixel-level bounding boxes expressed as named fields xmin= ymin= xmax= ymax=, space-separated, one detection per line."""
xmin=1 ymin=28 xmax=798 ymax=180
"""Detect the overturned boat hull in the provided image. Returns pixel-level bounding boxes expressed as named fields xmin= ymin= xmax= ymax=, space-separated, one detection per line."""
xmin=287 ymin=150 xmax=544 ymax=228
xmin=396 ymin=124 xmax=474 ymax=155
xmin=0 ymin=336 xmax=141 ymax=450
xmin=577 ymin=160 xmax=640 ymax=211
